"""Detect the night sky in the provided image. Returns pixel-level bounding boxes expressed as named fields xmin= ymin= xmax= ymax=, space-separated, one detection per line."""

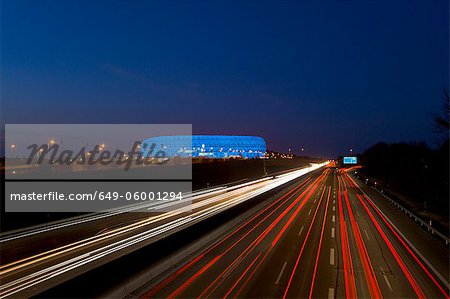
xmin=1 ymin=0 xmax=448 ymax=158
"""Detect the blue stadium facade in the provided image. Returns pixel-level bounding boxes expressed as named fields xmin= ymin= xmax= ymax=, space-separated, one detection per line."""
xmin=141 ymin=135 xmax=266 ymax=159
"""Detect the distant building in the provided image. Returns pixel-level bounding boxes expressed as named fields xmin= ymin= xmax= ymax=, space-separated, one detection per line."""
xmin=141 ymin=135 xmax=266 ymax=159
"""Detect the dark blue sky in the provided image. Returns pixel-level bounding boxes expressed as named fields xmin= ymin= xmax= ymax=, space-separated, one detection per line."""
xmin=1 ymin=0 xmax=448 ymax=157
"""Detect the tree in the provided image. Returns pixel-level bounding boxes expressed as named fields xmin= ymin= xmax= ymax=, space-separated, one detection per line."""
xmin=434 ymin=89 xmax=450 ymax=134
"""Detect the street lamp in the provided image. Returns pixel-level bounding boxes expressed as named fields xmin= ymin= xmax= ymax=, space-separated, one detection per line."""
xmin=38 ymin=148 xmax=44 ymax=160
xmin=10 ymin=144 xmax=16 ymax=158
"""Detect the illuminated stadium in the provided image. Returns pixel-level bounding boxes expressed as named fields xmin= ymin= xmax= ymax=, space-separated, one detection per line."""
xmin=141 ymin=135 xmax=266 ymax=159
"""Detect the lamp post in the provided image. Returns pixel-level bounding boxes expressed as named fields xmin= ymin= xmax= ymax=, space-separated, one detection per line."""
xmin=85 ymin=151 xmax=91 ymax=170
xmin=10 ymin=144 xmax=16 ymax=159
xmin=34 ymin=148 xmax=44 ymax=166
xmin=263 ymin=156 xmax=267 ymax=176
xmin=136 ymin=143 xmax=144 ymax=166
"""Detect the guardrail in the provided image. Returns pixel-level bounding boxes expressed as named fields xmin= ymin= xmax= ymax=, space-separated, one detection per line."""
xmin=354 ymin=174 xmax=450 ymax=246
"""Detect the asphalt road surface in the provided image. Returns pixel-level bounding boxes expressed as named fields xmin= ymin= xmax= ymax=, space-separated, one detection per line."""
xmin=138 ymin=166 xmax=449 ymax=299
xmin=0 ymin=164 xmax=326 ymax=298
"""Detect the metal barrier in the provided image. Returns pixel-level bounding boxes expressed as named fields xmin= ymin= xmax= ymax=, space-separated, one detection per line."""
xmin=368 ymin=184 xmax=450 ymax=246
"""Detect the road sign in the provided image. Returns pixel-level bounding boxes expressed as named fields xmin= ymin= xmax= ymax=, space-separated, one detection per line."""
xmin=343 ymin=156 xmax=357 ymax=164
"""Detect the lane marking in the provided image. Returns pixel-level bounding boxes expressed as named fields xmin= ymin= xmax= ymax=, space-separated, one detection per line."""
xmin=363 ymin=229 xmax=370 ymax=240
xmin=330 ymin=248 xmax=335 ymax=265
xmin=332 ymin=206 xmax=335 ymax=212
xmin=355 ymin=194 xmax=425 ymax=298
xmin=228 ymin=171 xmax=332 ymax=299
xmin=222 ymin=256 xmax=243 ymax=278
xmin=363 ymin=195 xmax=450 ymax=291
xmin=332 ymin=215 xmax=335 ymax=222
xmin=298 ymin=226 xmax=304 ymax=236
xmin=338 ymin=186 xmax=357 ymax=298
xmin=333 ymin=199 xmax=335 ymax=204
xmin=275 ymin=262 xmax=288 ymax=284
xmin=380 ymin=266 xmax=393 ymax=292
xmin=348 ymin=174 xmax=450 ymax=292
xmin=308 ymin=209 xmax=312 ymax=215
xmin=282 ymin=184 xmax=330 ymax=298
xmin=342 ymin=188 xmax=382 ymax=298
xmin=328 ymin=288 xmax=334 ymax=299
xmin=356 ymin=211 xmax=360 ymax=217
xmin=198 ymin=174 xmax=324 ymax=298
xmin=331 ymin=227 xmax=335 ymax=238
xmin=308 ymin=187 xmax=332 ymax=298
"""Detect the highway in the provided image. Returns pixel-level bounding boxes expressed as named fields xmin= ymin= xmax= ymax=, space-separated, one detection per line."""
xmin=0 ymin=163 xmax=326 ymax=298
xmin=135 ymin=166 xmax=450 ymax=299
